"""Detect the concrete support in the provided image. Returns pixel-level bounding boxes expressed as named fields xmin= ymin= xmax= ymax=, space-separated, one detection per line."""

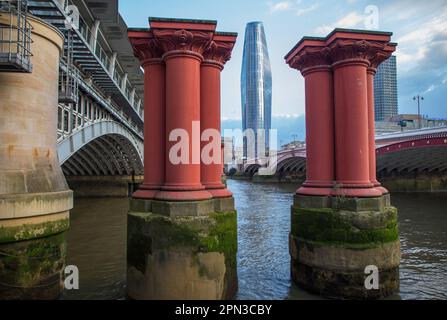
xmin=127 ymin=18 xmax=238 ymax=300
xmin=285 ymin=29 xmax=400 ymax=299
xmin=0 ymin=16 xmax=73 ymax=299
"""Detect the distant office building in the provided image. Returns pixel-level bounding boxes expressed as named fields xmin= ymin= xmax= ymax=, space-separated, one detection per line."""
xmin=374 ymin=55 xmax=398 ymax=121
xmin=241 ymin=21 xmax=272 ymax=159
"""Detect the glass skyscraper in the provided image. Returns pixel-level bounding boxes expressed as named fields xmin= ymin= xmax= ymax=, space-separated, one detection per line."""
xmin=374 ymin=55 xmax=398 ymax=121
xmin=241 ymin=21 xmax=272 ymax=159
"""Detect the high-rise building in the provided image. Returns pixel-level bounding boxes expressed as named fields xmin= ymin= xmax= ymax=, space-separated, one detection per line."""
xmin=241 ymin=21 xmax=272 ymax=159
xmin=374 ymin=55 xmax=398 ymax=121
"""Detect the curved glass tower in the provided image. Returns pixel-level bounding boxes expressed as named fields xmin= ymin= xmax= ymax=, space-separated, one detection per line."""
xmin=241 ymin=21 xmax=272 ymax=159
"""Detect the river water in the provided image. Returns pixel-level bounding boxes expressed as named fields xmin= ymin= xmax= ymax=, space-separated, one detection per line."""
xmin=63 ymin=180 xmax=447 ymax=300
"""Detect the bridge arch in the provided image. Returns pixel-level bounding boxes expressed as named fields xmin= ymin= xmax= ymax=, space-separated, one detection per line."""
xmin=377 ymin=137 xmax=447 ymax=176
xmin=244 ymin=163 xmax=261 ymax=176
xmin=58 ymin=121 xmax=144 ymax=177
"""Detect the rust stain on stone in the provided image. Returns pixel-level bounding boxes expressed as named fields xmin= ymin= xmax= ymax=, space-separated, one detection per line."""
xmin=33 ymin=148 xmax=39 ymax=158
xmin=8 ymin=145 xmax=14 ymax=156
xmin=46 ymin=149 xmax=51 ymax=158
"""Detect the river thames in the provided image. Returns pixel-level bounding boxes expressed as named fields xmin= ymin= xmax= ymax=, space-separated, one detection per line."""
xmin=63 ymin=180 xmax=447 ymax=300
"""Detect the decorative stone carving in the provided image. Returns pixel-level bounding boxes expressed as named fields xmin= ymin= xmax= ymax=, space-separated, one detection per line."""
xmin=288 ymin=46 xmax=331 ymax=74
xmin=202 ymin=39 xmax=235 ymax=66
xmin=128 ymin=32 xmax=163 ymax=64
xmin=152 ymin=29 xmax=214 ymax=56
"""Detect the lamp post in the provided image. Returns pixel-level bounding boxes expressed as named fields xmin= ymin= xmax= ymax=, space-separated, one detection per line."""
xmin=414 ymin=95 xmax=424 ymax=129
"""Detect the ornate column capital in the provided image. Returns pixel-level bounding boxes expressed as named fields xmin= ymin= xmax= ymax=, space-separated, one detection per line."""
xmin=288 ymin=46 xmax=332 ymax=75
xmin=202 ymin=33 xmax=237 ymax=69
xmin=128 ymin=29 xmax=164 ymax=66
xmin=367 ymin=43 xmax=397 ymax=74
xmin=327 ymin=39 xmax=396 ymax=70
xmin=152 ymin=29 xmax=215 ymax=60
xmin=327 ymin=39 xmax=375 ymax=68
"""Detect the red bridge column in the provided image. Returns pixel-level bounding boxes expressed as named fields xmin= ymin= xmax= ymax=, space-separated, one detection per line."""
xmin=128 ymin=31 xmax=165 ymax=199
xmin=286 ymin=30 xmax=400 ymax=300
xmin=127 ymin=18 xmax=238 ymax=301
xmin=286 ymin=40 xmax=335 ymax=196
xmin=200 ymin=33 xmax=237 ymax=201
xmin=152 ymin=22 xmax=216 ymax=201
xmin=367 ymin=44 xmax=396 ymax=196
xmin=329 ymin=39 xmax=382 ymax=197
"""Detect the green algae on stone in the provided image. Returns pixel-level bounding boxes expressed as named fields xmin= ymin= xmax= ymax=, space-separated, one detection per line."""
xmin=0 ymin=232 xmax=66 ymax=290
xmin=127 ymin=211 xmax=237 ymax=276
xmin=291 ymin=207 xmax=399 ymax=245
xmin=0 ymin=218 xmax=70 ymax=244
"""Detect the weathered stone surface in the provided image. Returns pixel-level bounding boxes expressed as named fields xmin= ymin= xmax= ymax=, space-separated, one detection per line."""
xmin=127 ymin=210 xmax=238 ymax=300
xmin=380 ymin=175 xmax=447 ymax=193
xmin=332 ymin=196 xmax=385 ymax=212
xmin=289 ymin=235 xmax=401 ymax=271
xmin=151 ymin=199 xmax=215 ymax=217
xmin=294 ymin=195 xmax=332 ymax=209
xmin=0 ymin=232 xmax=67 ymax=300
xmin=291 ymin=207 xmax=399 ymax=245
xmin=0 ymin=211 xmax=69 ymax=244
xmin=0 ymin=190 xmax=73 ymax=220
xmin=291 ymin=260 xmax=400 ymax=300
xmin=290 ymin=194 xmax=400 ymax=299
xmin=214 ymin=196 xmax=235 ymax=213
xmin=129 ymin=198 xmax=153 ymax=213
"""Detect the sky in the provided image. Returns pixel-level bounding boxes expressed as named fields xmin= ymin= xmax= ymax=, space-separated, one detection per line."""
xmin=119 ymin=0 xmax=447 ymax=121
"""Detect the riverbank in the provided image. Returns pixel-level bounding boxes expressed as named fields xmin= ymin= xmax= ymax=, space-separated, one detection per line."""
xmin=228 ymin=174 xmax=447 ymax=192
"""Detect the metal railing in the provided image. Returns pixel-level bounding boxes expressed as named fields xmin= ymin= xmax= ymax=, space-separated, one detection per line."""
xmin=0 ymin=0 xmax=32 ymax=72
xmin=59 ymin=29 xmax=79 ymax=104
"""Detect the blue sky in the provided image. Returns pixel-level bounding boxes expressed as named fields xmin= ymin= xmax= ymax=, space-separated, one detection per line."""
xmin=119 ymin=0 xmax=447 ymax=120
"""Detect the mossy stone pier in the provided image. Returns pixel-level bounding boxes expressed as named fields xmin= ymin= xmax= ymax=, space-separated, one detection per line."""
xmin=285 ymin=29 xmax=400 ymax=299
xmin=127 ymin=199 xmax=237 ymax=300
xmin=290 ymin=195 xmax=400 ymax=299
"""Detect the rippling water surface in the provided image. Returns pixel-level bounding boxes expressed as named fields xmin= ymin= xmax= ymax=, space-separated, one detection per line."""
xmin=63 ymin=180 xmax=447 ymax=300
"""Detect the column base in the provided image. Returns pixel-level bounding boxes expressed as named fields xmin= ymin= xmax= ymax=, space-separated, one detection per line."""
xmin=290 ymin=194 xmax=400 ymax=299
xmin=133 ymin=189 xmax=160 ymax=200
xmin=207 ymin=188 xmax=233 ymax=199
xmin=297 ymin=186 xmax=334 ymax=197
xmin=155 ymin=190 xmax=213 ymax=202
xmin=373 ymin=182 xmax=390 ymax=195
xmin=127 ymin=198 xmax=238 ymax=300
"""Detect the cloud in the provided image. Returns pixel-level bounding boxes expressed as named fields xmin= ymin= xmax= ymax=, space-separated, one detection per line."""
xmin=315 ymin=11 xmax=366 ymax=34
xmin=296 ymin=4 xmax=319 ymax=16
xmin=395 ymin=7 xmax=447 ymax=116
xmin=268 ymin=0 xmax=319 ymax=16
xmin=268 ymin=1 xmax=292 ymax=13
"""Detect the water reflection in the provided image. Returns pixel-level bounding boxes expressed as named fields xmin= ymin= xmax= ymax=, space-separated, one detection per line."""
xmin=63 ymin=198 xmax=128 ymax=300
xmin=64 ymin=181 xmax=447 ymax=300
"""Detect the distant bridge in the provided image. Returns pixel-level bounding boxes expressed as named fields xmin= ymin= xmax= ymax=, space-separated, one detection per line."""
xmin=241 ymin=127 xmax=447 ymax=177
